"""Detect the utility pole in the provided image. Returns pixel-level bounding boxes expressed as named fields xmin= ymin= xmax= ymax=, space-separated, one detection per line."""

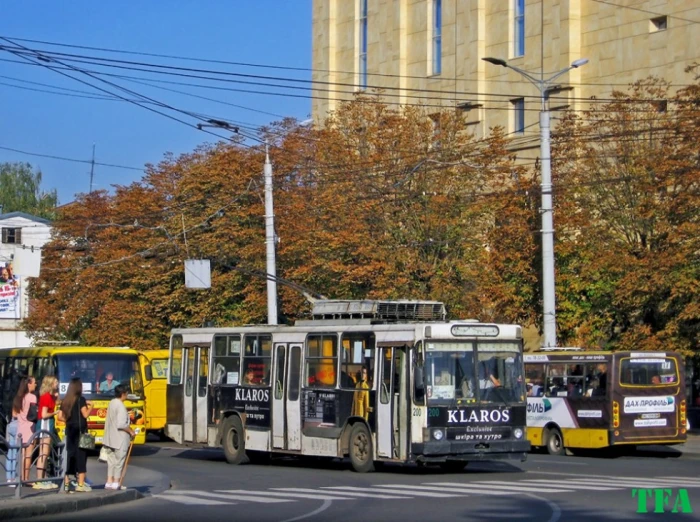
xmin=264 ymin=142 xmax=278 ymax=325
xmin=482 ymin=57 xmax=589 ymax=349
xmin=89 ymin=144 xmax=96 ymax=193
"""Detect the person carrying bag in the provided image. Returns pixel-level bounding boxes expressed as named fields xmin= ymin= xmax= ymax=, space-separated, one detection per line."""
xmin=59 ymin=378 xmax=92 ymax=493
xmin=102 ymin=384 xmax=135 ymax=490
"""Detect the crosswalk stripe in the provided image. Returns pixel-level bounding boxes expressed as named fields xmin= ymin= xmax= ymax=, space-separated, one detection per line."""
xmin=424 ymin=482 xmax=575 ymax=494
xmin=154 ymin=493 xmax=232 ymax=506
xmin=162 ymin=490 xmax=292 ymax=503
xmin=519 ymin=480 xmax=621 ymax=490
xmin=219 ymin=489 xmax=355 ymax=501
xmin=479 ymin=480 xmax=609 ymax=492
xmin=324 ymin=486 xmax=460 ymax=498
xmin=562 ymin=479 xmax=693 ymax=488
xmin=570 ymin=478 xmax=699 ymax=486
xmin=276 ymin=487 xmax=412 ymax=499
xmin=378 ymin=484 xmax=511 ymax=496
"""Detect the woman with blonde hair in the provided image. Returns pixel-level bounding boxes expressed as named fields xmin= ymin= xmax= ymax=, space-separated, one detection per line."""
xmin=35 ymin=375 xmax=60 ymax=489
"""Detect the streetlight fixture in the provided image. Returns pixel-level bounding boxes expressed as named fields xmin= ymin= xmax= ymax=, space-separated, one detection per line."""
xmin=482 ymin=56 xmax=588 ymax=349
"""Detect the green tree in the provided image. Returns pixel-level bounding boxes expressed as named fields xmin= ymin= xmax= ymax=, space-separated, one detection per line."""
xmin=0 ymin=162 xmax=58 ymax=219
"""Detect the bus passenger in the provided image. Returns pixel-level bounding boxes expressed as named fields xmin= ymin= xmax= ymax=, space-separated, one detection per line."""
xmin=352 ymin=367 xmax=372 ymax=421
xmin=243 ymin=368 xmax=256 ymax=385
xmin=99 ymin=372 xmax=120 ymax=393
xmin=651 ymin=375 xmax=661 ymax=385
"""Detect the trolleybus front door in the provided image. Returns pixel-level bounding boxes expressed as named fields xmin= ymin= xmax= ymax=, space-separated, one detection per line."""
xmin=377 ymin=346 xmax=408 ymax=459
xmin=272 ymin=343 xmax=287 ymax=449
xmin=183 ymin=345 xmax=209 ymax=444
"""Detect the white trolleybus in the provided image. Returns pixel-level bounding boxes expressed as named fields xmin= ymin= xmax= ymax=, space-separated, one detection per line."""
xmin=165 ymin=300 xmax=530 ymax=472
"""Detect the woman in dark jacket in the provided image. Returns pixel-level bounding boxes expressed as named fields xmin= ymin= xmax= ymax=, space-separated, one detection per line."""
xmin=58 ymin=378 xmax=92 ymax=492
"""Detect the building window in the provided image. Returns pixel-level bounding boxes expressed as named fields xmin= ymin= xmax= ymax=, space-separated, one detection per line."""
xmin=359 ymin=0 xmax=368 ymax=89
xmin=650 ymin=16 xmax=667 ymax=32
xmin=512 ymin=98 xmax=525 ymax=134
xmin=514 ymin=0 xmax=525 ymax=57
xmin=1 ymin=227 xmax=21 ymax=244
xmin=432 ymin=0 xmax=442 ymax=75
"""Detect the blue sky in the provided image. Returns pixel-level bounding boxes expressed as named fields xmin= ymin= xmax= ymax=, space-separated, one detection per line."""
xmin=1 ymin=1 xmax=311 ymax=204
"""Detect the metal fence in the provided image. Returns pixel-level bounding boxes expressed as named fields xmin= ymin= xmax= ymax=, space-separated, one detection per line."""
xmin=1 ymin=428 xmax=66 ymax=499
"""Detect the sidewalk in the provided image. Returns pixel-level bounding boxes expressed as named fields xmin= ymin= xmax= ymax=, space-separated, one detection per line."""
xmin=0 ymin=458 xmax=170 ymax=520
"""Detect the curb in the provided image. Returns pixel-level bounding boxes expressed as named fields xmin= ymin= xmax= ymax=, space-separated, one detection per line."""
xmin=0 ymin=489 xmax=143 ymax=521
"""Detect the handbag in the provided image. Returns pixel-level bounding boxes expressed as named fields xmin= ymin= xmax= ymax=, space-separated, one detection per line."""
xmin=98 ymin=446 xmax=109 ymax=463
xmin=77 ymin=399 xmax=96 ymax=450
xmin=27 ymin=402 xmax=38 ymax=423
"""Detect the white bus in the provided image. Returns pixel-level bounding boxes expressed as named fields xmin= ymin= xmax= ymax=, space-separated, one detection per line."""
xmin=166 ymin=300 xmax=530 ymax=472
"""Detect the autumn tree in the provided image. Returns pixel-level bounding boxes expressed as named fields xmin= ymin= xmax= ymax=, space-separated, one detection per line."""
xmin=26 ymin=97 xmax=541 ymax=346
xmin=553 ymin=77 xmax=699 ymax=353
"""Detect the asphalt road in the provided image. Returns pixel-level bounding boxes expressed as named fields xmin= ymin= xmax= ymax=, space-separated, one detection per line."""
xmin=27 ymin=442 xmax=700 ymax=522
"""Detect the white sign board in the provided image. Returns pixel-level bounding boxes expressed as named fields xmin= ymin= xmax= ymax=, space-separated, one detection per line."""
xmin=185 ymin=259 xmax=211 ymax=289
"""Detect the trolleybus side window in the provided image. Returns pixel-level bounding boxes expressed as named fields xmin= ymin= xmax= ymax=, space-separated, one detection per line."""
xmin=339 ymin=333 xmax=375 ymax=389
xmin=306 ymin=334 xmax=337 ymax=388
xmin=243 ymin=335 xmax=271 ymax=386
xmin=213 ymin=335 xmax=241 ymax=385
xmin=169 ymin=337 xmax=183 ymax=385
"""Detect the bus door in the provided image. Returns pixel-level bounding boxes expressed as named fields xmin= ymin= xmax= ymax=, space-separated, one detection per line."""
xmin=183 ymin=345 xmax=209 ymax=444
xmin=272 ymin=344 xmax=287 ymax=448
xmin=271 ymin=343 xmax=302 ymax=451
xmin=377 ymin=346 xmax=408 ymax=459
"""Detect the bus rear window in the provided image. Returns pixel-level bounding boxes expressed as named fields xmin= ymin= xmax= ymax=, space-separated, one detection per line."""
xmin=620 ymin=357 xmax=678 ymax=386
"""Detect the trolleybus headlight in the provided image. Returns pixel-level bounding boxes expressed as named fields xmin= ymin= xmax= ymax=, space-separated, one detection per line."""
xmin=513 ymin=428 xmax=523 ymax=439
xmin=433 ymin=429 xmax=445 ymax=441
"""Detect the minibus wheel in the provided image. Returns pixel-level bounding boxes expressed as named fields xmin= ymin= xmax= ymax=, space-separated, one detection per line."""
xmin=222 ymin=415 xmax=245 ymax=464
xmin=349 ymin=423 xmax=374 ymax=473
xmin=545 ymin=427 xmax=565 ymax=456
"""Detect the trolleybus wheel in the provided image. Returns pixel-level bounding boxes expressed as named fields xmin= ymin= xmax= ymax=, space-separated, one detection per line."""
xmin=349 ymin=423 xmax=374 ymax=473
xmin=545 ymin=427 xmax=565 ymax=456
xmin=222 ymin=415 xmax=246 ymax=465
xmin=439 ymin=461 xmax=468 ymax=472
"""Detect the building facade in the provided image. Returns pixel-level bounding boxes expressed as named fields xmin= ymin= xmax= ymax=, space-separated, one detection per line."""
xmin=312 ymin=0 xmax=700 ymax=149
xmin=0 ymin=212 xmax=51 ymax=348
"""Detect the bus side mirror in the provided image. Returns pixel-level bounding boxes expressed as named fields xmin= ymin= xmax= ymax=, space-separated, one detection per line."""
xmin=414 ymin=366 xmax=425 ymax=401
xmin=144 ymin=365 xmax=153 ymax=382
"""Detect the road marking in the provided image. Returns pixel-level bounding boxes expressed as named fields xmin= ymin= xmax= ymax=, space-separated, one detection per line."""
xmin=161 ymin=490 xmax=292 ymax=503
xmin=374 ymin=484 xmax=506 ymax=496
xmin=278 ymin=487 xmax=412 ymax=499
xmin=423 ymin=482 xmax=575 ymax=494
xmin=566 ymin=478 xmax=700 ymax=488
xmin=519 ymin=480 xmax=621 ymax=490
xmin=220 ymin=489 xmax=355 ymax=501
xmin=324 ymin=486 xmax=459 ymax=498
xmin=154 ymin=493 xmax=232 ymax=506
xmin=529 ymin=459 xmax=589 ymax=466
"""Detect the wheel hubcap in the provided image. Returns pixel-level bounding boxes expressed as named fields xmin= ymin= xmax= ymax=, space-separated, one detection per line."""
xmin=354 ymin=432 xmax=369 ymax=461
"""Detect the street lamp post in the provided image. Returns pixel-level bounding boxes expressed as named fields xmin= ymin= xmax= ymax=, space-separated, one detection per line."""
xmin=482 ymin=57 xmax=588 ymax=349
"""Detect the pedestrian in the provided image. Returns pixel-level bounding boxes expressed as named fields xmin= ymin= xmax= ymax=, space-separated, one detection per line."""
xmin=102 ymin=384 xmax=135 ymax=490
xmin=35 ymin=375 xmax=60 ymax=489
xmin=58 ymin=378 xmax=92 ymax=493
xmin=4 ymin=402 xmax=21 ymax=486
xmin=15 ymin=376 xmax=38 ymax=484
